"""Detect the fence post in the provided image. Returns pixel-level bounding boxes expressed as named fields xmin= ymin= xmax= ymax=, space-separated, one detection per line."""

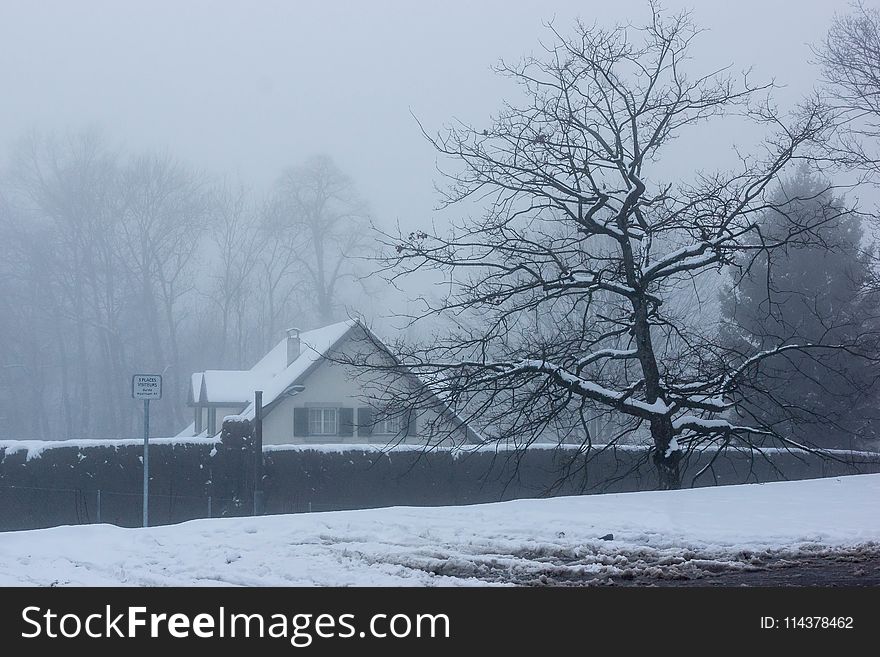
xmin=308 ymin=501 xmax=312 ymax=513
xmin=254 ymin=390 xmax=264 ymax=516
xmin=96 ymin=490 xmax=102 ymax=524
xmin=207 ymin=495 xmax=212 ymax=519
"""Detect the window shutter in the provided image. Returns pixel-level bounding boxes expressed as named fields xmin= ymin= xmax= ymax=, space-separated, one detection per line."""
xmin=339 ymin=407 xmax=354 ymax=437
xmin=405 ymin=407 xmax=417 ymax=436
xmin=293 ymin=407 xmax=308 ymax=437
xmin=357 ymin=407 xmax=373 ymax=437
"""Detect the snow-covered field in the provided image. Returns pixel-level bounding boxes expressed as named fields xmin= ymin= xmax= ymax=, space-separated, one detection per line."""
xmin=0 ymin=474 xmax=878 ymax=586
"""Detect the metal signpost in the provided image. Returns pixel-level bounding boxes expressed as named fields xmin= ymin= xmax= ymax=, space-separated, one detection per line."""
xmin=132 ymin=374 xmax=162 ymax=527
xmin=253 ymin=390 xmax=263 ymax=516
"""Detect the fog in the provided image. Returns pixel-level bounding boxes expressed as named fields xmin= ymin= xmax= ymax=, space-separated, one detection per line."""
xmin=0 ymin=0 xmax=841 ymax=222
xmin=0 ymin=0 xmax=866 ymax=442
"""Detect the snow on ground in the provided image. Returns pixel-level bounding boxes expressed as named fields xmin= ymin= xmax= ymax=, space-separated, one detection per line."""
xmin=0 ymin=474 xmax=877 ymax=586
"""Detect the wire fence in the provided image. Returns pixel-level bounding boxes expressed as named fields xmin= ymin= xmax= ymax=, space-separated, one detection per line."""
xmin=0 ymin=483 xmax=347 ymax=532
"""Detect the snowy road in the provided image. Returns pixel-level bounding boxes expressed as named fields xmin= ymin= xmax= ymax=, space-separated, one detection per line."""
xmin=0 ymin=474 xmax=878 ymax=586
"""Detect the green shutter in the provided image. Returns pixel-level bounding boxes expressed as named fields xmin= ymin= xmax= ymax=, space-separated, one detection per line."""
xmin=293 ymin=407 xmax=308 ymax=437
xmin=357 ymin=407 xmax=373 ymax=437
xmin=339 ymin=407 xmax=354 ymax=437
xmin=405 ymin=407 xmax=417 ymax=436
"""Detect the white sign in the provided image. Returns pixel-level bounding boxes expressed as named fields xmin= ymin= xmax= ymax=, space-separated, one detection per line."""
xmin=132 ymin=374 xmax=162 ymax=400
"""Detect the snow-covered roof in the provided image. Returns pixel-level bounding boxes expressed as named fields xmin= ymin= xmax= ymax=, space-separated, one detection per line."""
xmin=200 ymin=370 xmax=265 ymax=404
xmin=193 ymin=320 xmax=356 ymax=406
xmin=192 ymin=318 xmax=482 ymax=444
xmin=190 ymin=373 xmax=202 ymax=403
xmin=235 ymin=320 xmax=359 ymax=421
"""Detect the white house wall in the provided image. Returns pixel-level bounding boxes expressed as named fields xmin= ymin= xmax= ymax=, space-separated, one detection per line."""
xmin=262 ymin=332 xmax=466 ymax=446
xmin=196 ymin=405 xmax=247 ymax=434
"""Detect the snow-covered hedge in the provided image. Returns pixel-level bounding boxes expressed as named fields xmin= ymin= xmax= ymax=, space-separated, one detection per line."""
xmin=1 ymin=436 xmax=878 ymax=531
xmin=0 ymin=438 xmax=216 ymax=531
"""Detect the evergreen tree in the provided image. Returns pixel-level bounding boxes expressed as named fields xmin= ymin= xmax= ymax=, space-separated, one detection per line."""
xmin=720 ymin=168 xmax=880 ymax=449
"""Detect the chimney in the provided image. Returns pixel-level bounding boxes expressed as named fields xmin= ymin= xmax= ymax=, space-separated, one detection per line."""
xmin=286 ymin=328 xmax=301 ymax=366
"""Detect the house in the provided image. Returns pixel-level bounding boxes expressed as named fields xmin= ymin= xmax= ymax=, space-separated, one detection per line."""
xmin=186 ymin=319 xmax=480 ymax=446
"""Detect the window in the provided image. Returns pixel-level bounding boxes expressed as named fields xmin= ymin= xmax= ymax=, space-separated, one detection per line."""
xmin=308 ymin=407 xmax=338 ymax=435
xmin=375 ymin=414 xmax=402 ymax=435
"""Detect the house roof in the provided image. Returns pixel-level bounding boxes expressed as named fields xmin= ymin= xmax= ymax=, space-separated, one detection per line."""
xmin=192 ymin=320 xmax=357 ymax=407
xmin=192 ymin=318 xmax=483 ymax=444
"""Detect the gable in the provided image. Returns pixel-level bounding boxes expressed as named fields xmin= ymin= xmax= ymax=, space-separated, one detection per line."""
xmin=261 ymin=323 xmax=482 ymax=444
xmin=193 ymin=320 xmax=356 ymax=406
xmin=190 ymin=318 xmax=481 ymax=444
xmin=260 ymin=322 xmax=396 ymax=415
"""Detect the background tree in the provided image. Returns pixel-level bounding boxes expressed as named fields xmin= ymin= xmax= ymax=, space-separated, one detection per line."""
xmin=118 ymin=153 xmax=209 ymax=428
xmin=0 ymin=193 xmax=59 ymax=439
xmin=204 ymin=181 xmax=265 ymax=369
xmin=370 ymin=6 xmax=864 ymax=489
xmin=0 ymin=133 xmax=210 ymax=438
xmin=0 ymin=133 xmax=379 ymax=440
xmin=815 ymin=1 xmax=880 ymax=180
xmin=7 ymin=131 xmax=128 ymax=438
xmin=267 ymin=155 xmax=372 ymax=325
xmin=720 ymin=167 xmax=880 ymax=450
xmin=815 ymin=1 xmax=880 ymax=315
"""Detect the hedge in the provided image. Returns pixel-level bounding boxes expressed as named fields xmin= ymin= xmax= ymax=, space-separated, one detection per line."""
xmin=1 ymin=436 xmax=877 ymax=531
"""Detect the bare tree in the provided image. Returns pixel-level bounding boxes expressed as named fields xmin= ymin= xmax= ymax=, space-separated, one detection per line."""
xmin=118 ymin=153 xmax=209 ymax=428
xmin=0 ymin=195 xmax=58 ymax=439
xmin=815 ymin=2 xmax=880 ymax=320
xmin=206 ymin=181 xmax=265 ymax=368
xmin=267 ymin=155 xmax=372 ymax=325
xmin=252 ymin=204 xmax=307 ymax=351
xmin=8 ymin=131 xmax=128 ymax=438
xmin=371 ymin=7 xmax=864 ymax=489
xmin=815 ymin=0 xmax=880 ymax=180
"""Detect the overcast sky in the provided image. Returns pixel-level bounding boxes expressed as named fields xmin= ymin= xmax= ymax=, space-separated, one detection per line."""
xmin=0 ymin=0 xmax=851 ymax=227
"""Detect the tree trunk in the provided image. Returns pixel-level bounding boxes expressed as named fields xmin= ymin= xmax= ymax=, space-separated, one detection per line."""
xmin=54 ymin=318 xmax=73 ymax=439
xmin=313 ymin=229 xmax=334 ymax=324
xmin=74 ymin=309 xmax=90 ymax=436
xmin=650 ymin=416 xmax=681 ymax=490
xmin=629 ymin=295 xmax=681 ymax=489
xmin=143 ymin=274 xmax=166 ymax=372
xmin=162 ymin=294 xmax=184 ymax=428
